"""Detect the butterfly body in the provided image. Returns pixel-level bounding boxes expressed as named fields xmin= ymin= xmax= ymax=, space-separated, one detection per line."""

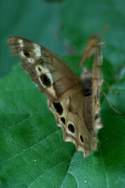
xmin=8 ymin=36 xmax=103 ymax=157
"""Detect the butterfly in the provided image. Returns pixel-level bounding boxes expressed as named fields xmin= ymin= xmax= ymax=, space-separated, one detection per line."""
xmin=8 ymin=36 xmax=103 ymax=157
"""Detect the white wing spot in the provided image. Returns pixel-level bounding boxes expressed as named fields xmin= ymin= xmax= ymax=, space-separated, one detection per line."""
xmin=27 ymin=58 xmax=34 ymax=64
xmin=33 ymin=44 xmax=41 ymax=58
xmin=65 ymin=136 xmax=76 ymax=145
xmin=19 ymin=51 xmax=25 ymax=58
xmin=18 ymin=39 xmax=24 ymax=48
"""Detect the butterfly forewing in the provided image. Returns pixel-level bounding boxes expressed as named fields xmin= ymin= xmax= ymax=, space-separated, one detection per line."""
xmin=9 ymin=37 xmax=79 ymax=99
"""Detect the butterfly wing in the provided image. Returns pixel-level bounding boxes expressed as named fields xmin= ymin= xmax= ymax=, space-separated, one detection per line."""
xmin=8 ymin=36 xmax=101 ymax=157
xmin=48 ymin=86 xmax=98 ymax=157
xmin=80 ymin=36 xmax=103 ymax=154
xmin=8 ymin=36 xmax=79 ymax=100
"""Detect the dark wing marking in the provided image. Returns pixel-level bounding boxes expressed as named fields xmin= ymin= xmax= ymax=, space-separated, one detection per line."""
xmin=8 ymin=36 xmax=80 ymax=100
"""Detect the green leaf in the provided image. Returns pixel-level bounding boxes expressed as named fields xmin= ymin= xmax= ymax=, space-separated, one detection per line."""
xmin=0 ymin=65 xmax=74 ymax=188
xmin=0 ymin=62 xmax=125 ymax=188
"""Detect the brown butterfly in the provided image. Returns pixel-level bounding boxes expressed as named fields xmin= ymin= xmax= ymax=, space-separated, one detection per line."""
xmin=8 ymin=36 xmax=103 ymax=157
